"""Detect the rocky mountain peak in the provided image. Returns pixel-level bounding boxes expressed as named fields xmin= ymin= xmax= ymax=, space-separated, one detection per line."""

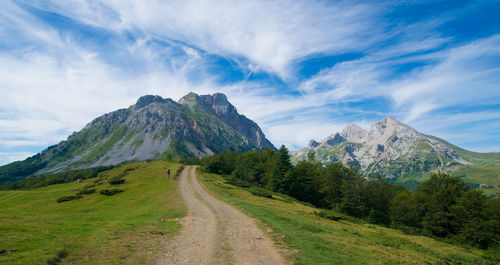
xmin=179 ymin=92 xmax=233 ymax=114
xmin=369 ymin=115 xmax=416 ymax=141
xmin=1 ymin=92 xmax=275 ymax=180
xmin=208 ymin=93 xmax=229 ymax=106
xmin=134 ymin=95 xmax=167 ymax=109
xmin=180 ymin=92 xmax=273 ymax=150
xmin=308 ymin=140 xmax=320 ymax=148
xmin=341 ymin=123 xmax=367 ymax=143
xmin=321 ymin=133 xmax=346 ymax=146
xmin=178 ymin=92 xmax=198 ymax=105
xmin=200 ymin=93 xmax=235 ymax=117
xmin=384 ymin=115 xmax=399 ymax=124
xmin=290 ymin=116 xmax=478 ymax=180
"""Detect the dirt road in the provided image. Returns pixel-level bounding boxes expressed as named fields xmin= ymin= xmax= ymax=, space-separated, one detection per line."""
xmin=158 ymin=166 xmax=286 ymax=265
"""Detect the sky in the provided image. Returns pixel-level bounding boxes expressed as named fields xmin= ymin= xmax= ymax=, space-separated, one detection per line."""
xmin=1 ymin=0 xmax=500 ymax=165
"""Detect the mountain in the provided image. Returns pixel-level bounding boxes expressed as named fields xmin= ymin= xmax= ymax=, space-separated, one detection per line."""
xmin=291 ymin=116 xmax=500 ymax=186
xmin=0 ymin=92 xmax=274 ymax=185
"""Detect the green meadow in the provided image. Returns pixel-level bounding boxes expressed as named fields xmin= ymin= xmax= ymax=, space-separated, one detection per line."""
xmin=0 ymin=161 xmax=185 ymax=264
xmin=1 ymin=161 xmax=497 ymax=264
xmin=199 ymin=170 xmax=495 ymax=265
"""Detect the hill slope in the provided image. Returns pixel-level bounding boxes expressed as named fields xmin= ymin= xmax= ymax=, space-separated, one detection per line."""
xmin=0 ymin=161 xmax=184 ymax=264
xmin=291 ymin=116 xmax=500 ymax=186
xmin=199 ymin=171 xmax=494 ymax=264
xmin=1 ymin=162 xmax=494 ymax=264
xmin=0 ymin=93 xmax=274 ymax=185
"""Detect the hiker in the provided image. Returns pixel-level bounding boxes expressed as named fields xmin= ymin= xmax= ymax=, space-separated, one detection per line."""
xmin=167 ymin=168 xmax=171 ymax=179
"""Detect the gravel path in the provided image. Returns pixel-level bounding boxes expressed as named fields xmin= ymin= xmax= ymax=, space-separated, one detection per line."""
xmin=157 ymin=166 xmax=286 ymax=265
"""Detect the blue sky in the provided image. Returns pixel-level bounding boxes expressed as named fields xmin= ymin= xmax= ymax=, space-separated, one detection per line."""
xmin=1 ymin=0 xmax=500 ymax=165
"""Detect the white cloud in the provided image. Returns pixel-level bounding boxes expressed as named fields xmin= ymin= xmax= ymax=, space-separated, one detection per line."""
xmin=390 ymin=35 xmax=500 ymax=122
xmin=0 ymin=152 xmax=36 ymax=165
xmin=0 ymin=5 xmax=221 ymax=166
xmin=266 ymin=122 xmax=346 ymax=151
xmin=1 ymin=0 xmax=500 ymax=166
xmin=26 ymin=0 xmax=386 ymax=80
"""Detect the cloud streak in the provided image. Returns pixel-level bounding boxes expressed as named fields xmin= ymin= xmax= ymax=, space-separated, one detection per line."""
xmin=0 ymin=0 xmax=499 ymax=164
xmin=25 ymin=0 xmax=388 ymax=79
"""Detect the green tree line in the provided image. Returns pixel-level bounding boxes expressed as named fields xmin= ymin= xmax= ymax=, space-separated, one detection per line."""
xmin=0 ymin=153 xmax=47 ymax=185
xmin=185 ymin=145 xmax=500 ymax=250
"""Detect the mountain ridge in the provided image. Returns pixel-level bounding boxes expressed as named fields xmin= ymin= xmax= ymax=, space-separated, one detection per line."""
xmin=292 ymin=116 xmax=499 ymax=185
xmin=0 ymin=92 xmax=274 ymax=185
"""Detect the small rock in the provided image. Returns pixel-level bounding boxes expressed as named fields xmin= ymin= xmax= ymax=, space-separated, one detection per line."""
xmin=266 ymin=229 xmax=273 ymax=233
xmin=256 ymin=236 xmax=262 ymax=240
xmin=280 ymin=235 xmax=286 ymax=240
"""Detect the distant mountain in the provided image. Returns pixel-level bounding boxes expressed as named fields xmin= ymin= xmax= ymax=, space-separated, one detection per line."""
xmin=292 ymin=116 xmax=500 ymax=186
xmin=0 ymin=92 xmax=274 ymax=185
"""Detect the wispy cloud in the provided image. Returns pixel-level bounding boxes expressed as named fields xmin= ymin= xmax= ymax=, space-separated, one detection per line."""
xmin=0 ymin=0 xmax=499 ymax=165
xmin=24 ymin=0 xmax=388 ymax=80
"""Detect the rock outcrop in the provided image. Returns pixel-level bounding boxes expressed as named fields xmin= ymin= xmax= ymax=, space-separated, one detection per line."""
xmin=291 ymin=116 xmax=473 ymax=179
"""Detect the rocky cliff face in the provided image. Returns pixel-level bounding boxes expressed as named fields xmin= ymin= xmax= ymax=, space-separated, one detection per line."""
xmin=292 ymin=116 xmax=477 ymax=180
xmin=178 ymin=92 xmax=273 ymax=150
xmin=3 ymin=92 xmax=275 ymax=177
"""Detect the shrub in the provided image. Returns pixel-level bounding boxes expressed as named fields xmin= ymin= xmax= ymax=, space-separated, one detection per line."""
xmin=77 ymin=188 xmax=96 ymax=195
xmin=248 ymin=187 xmax=273 ymax=199
xmin=46 ymin=249 xmax=69 ymax=265
xmin=83 ymin=183 xmax=96 ymax=189
xmin=315 ymin=210 xmax=342 ymax=221
xmin=57 ymin=249 xmax=69 ymax=259
xmin=100 ymin=189 xmax=124 ymax=196
xmin=108 ymin=175 xmax=125 ymax=185
xmin=47 ymin=257 xmax=61 ymax=265
xmin=174 ymin=166 xmax=184 ymax=179
xmin=395 ymin=225 xmax=421 ymax=236
xmin=56 ymin=195 xmax=82 ymax=203
xmin=224 ymin=175 xmax=250 ymax=188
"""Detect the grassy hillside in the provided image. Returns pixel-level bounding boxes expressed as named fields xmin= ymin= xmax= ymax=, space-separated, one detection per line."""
xmin=198 ymin=170 xmax=495 ymax=265
xmin=0 ymin=161 xmax=185 ymax=264
xmin=451 ymin=165 xmax=500 ymax=195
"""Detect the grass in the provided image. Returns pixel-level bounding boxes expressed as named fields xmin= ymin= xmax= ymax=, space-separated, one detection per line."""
xmin=0 ymin=161 xmax=185 ymax=264
xmin=199 ymin=170 xmax=490 ymax=265
xmin=451 ymin=165 xmax=500 ymax=195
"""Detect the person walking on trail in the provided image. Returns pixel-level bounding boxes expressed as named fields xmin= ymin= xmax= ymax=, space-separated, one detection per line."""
xmin=167 ymin=168 xmax=171 ymax=179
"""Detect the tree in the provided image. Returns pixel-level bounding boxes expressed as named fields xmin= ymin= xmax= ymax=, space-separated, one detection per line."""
xmin=307 ymin=151 xmax=316 ymax=162
xmin=391 ymin=189 xmax=426 ymax=228
xmin=418 ymin=173 xmax=468 ymax=237
xmin=270 ymin=145 xmax=292 ymax=192
xmin=283 ymin=160 xmax=321 ymax=205
xmin=318 ymin=162 xmax=354 ymax=208
xmin=452 ymin=190 xmax=497 ymax=248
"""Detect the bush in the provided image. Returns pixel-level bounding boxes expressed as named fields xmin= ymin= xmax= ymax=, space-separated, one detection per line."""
xmin=248 ymin=187 xmax=273 ymax=199
xmin=46 ymin=249 xmax=69 ymax=265
xmin=224 ymin=175 xmax=250 ymax=188
xmin=181 ymin=157 xmax=201 ymax=165
xmin=315 ymin=210 xmax=342 ymax=221
xmin=175 ymin=166 xmax=184 ymax=179
xmin=76 ymin=188 xmax=96 ymax=195
xmin=57 ymin=249 xmax=69 ymax=259
xmin=100 ymin=189 xmax=124 ymax=196
xmin=83 ymin=183 xmax=96 ymax=189
xmin=108 ymin=176 xmax=125 ymax=185
xmin=395 ymin=225 xmax=422 ymax=236
xmin=47 ymin=257 xmax=61 ymax=265
xmin=56 ymin=195 xmax=82 ymax=203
